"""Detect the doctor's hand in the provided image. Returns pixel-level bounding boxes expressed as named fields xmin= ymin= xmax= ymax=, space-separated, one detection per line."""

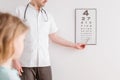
xmin=73 ymin=43 xmax=86 ymax=50
xmin=12 ymin=59 xmax=23 ymax=76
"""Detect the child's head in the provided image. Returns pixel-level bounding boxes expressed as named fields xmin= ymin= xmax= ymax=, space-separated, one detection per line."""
xmin=0 ymin=12 xmax=28 ymax=64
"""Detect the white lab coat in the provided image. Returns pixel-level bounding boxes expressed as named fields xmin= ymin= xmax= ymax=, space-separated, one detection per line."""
xmin=16 ymin=4 xmax=58 ymax=67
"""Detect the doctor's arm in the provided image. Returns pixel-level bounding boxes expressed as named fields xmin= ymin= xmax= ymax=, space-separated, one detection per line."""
xmin=49 ymin=33 xmax=85 ymax=50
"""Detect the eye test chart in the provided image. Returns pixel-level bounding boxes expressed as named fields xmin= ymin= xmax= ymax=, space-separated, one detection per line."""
xmin=75 ymin=8 xmax=97 ymax=45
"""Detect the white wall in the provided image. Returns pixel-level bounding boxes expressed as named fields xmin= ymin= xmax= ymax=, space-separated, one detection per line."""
xmin=0 ymin=0 xmax=120 ymax=80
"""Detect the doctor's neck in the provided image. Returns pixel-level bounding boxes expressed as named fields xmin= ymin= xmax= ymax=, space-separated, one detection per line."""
xmin=30 ymin=1 xmax=42 ymax=11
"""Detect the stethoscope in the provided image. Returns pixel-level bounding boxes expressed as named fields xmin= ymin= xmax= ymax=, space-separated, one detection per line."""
xmin=24 ymin=3 xmax=48 ymax=22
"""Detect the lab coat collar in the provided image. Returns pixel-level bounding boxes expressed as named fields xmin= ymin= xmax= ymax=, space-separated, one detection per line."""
xmin=29 ymin=3 xmax=43 ymax=12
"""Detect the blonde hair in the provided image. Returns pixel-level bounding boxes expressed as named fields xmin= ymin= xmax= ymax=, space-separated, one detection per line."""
xmin=0 ymin=12 xmax=28 ymax=64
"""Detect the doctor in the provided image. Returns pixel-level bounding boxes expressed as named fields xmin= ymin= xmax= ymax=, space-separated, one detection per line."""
xmin=13 ymin=0 xmax=86 ymax=80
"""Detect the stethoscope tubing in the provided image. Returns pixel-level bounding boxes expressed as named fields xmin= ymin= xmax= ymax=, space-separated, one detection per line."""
xmin=24 ymin=3 xmax=48 ymax=22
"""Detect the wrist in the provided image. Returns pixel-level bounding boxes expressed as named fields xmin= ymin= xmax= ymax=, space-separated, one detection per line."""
xmin=71 ymin=43 xmax=76 ymax=48
xmin=12 ymin=59 xmax=18 ymax=62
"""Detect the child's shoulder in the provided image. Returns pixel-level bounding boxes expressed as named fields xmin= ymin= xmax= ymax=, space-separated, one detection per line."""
xmin=0 ymin=66 xmax=20 ymax=80
xmin=0 ymin=66 xmax=9 ymax=80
